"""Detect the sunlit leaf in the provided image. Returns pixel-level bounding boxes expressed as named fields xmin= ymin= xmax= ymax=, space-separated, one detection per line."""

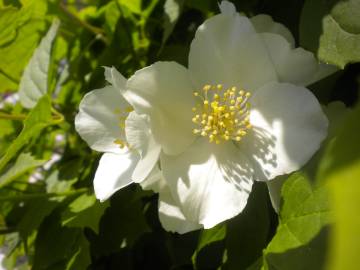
xmin=0 ymin=95 xmax=52 ymax=173
xmin=0 ymin=153 xmax=46 ymax=189
xmin=317 ymin=104 xmax=360 ymax=270
xmin=262 ymin=173 xmax=332 ymax=269
xmin=19 ymin=19 xmax=60 ymax=108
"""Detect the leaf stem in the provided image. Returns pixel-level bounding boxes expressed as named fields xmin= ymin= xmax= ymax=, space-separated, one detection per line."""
xmin=0 ymin=112 xmax=26 ymax=121
xmin=0 ymin=188 xmax=88 ymax=202
xmin=51 ymin=107 xmax=65 ymax=124
xmin=59 ymin=2 xmax=109 ymax=44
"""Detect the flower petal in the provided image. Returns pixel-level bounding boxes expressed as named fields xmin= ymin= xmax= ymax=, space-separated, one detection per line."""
xmin=104 ymin=66 xmax=127 ymax=90
xmin=161 ymin=138 xmax=253 ymax=229
xmin=75 ymin=86 xmax=131 ymax=154
xmin=250 ymin=14 xmax=295 ymax=47
xmin=244 ymin=82 xmax=328 ymax=181
xmin=94 ymin=152 xmax=138 ymax=201
xmin=139 ymin=165 xmax=202 ymax=233
xmin=159 ymin=188 xmax=203 ymax=234
xmin=125 ymin=111 xmax=161 ymax=182
xmin=189 ymin=12 xmax=277 ymax=91
xmin=260 ymin=33 xmax=319 ymax=86
xmin=266 ymin=176 xmax=287 ymax=213
xmin=260 ymin=33 xmax=337 ymax=86
xmin=125 ymin=61 xmax=196 ymax=155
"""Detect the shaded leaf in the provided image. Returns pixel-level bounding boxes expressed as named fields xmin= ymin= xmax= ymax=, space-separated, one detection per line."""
xmin=61 ymin=194 xmax=109 ymax=234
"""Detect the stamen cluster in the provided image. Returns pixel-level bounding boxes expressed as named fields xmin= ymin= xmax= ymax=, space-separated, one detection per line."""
xmin=113 ymin=106 xmax=133 ymax=148
xmin=192 ymin=84 xmax=252 ymax=144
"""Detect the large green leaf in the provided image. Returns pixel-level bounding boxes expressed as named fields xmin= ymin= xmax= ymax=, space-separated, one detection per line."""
xmin=300 ymin=0 xmax=360 ymax=68
xmin=61 ymin=193 xmax=109 ymax=234
xmin=262 ymin=173 xmax=332 ymax=269
xmin=0 ymin=153 xmax=45 ymax=189
xmin=319 ymin=0 xmax=360 ymax=68
xmin=317 ymin=104 xmax=360 ymax=270
xmin=18 ymin=19 xmax=59 ymax=108
xmin=0 ymin=0 xmax=48 ymax=92
xmin=0 ymin=95 xmax=52 ymax=173
xmin=0 ymin=6 xmax=29 ymax=45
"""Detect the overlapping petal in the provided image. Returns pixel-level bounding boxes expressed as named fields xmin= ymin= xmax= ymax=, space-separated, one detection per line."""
xmin=125 ymin=61 xmax=196 ymax=155
xmin=189 ymin=8 xmax=277 ymax=91
xmin=125 ymin=111 xmax=161 ymax=182
xmin=161 ymin=138 xmax=253 ymax=229
xmin=241 ymin=82 xmax=328 ymax=181
xmin=250 ymin=14 xmax=295 ymax=47
xmin=94 ymin=152 xmax=138 ymax=201
xmin=75 ymin=86 xmax=131 ymax=154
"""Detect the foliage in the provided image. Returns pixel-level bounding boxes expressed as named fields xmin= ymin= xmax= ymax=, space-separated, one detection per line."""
xmin=0 ymin=0 xmax=359 ymax=269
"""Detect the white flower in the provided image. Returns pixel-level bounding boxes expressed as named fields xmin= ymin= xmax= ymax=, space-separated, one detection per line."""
xmin=75 ymin=67 xmax=161 ymax=201
xmin=118 ymin=1 xmax=331 ymax=232
xmin=75 ymin=1 xmax=333 ymax=234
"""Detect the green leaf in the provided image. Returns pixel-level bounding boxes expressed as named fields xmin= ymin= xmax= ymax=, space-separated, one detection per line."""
xmin=118 ymin=0 xmax=142 ymax=14
xmin=0 ymin=1 xmax=48 ymax=92
xmin=65 ymin=233 xmax=91 ymax=270
xmin=317 ymin=104 xmax=360 ymax=270
xmin=33 ymin=212 xmax=89 ymax=270
xmin=162 ymin=0 xmax=184 ymax=45
xmin=17 ymin=198 xmax=58 ymax=239
xmin=192 ymin=224 xmax=226 ymax=269
xmin=0 ymin=95 xmax=52 ymax=173
xmin=0 ymin=153 xmax=46 ymax=189
xmin=19 ymin=19 xmax=60 ymax=108
xmin=0 ymin=7 xmax=28 ymax=45
xmin=263 ymin=173 xmax=332 ymax=269
xmin=319 ymin=0 xmax=360 ymax=68
xmin=61 ymin=193 xmax=109 ymax=234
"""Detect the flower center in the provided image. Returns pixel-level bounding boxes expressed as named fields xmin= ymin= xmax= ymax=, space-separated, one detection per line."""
xmin=192 ymin=84 xmax=252 ymax=144
xmin=113 ymin=106 xmax=133 ymax=149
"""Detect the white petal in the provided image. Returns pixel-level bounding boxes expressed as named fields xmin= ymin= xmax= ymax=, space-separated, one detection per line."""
xmin=219 ymin=1 xmax=236 ymax=16
xmin=75 ymin=86 xmax=132 ymax=154
xmin=250 ymin=14 xmax=295 ymax=47
xmin=125 ymin=61 xmax=196 ymax=155
xmin=104 ymin=66 xmax=127 ymax=90
xmin=139 ymin=164 xmax=166 ymax=193
xmin=94 ymin=152 xmax=138 ymax=201
xmin=189 ymin=12 xmax=277 ymax=91
xmin=260 ymin=33 xmax=319 ymax=86
xmin=266 ymin=176 xmax=287 ymax=213
xmin=159 ymin=188 xmax=203 ymax=234
xmin=244 ymin=82 xmax=328 ymax=181
xmin=139 ymin=165 xmax=203 ymax=233
xmin=125 ymin=111 xmax=161 ymax=182
xmin=161 ymin=138 xmax=253 ymax=229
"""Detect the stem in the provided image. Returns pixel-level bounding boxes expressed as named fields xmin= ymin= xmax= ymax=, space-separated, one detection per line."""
xmin=0 ymin=188 xmax=88 ymax=202
xmin=51 ymin=107 xmax=65 ymax=124
xmin=59 ymin=2 xmax=109 ymax=44
xmin=0 ymin=112 xmax=26 ymax=121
